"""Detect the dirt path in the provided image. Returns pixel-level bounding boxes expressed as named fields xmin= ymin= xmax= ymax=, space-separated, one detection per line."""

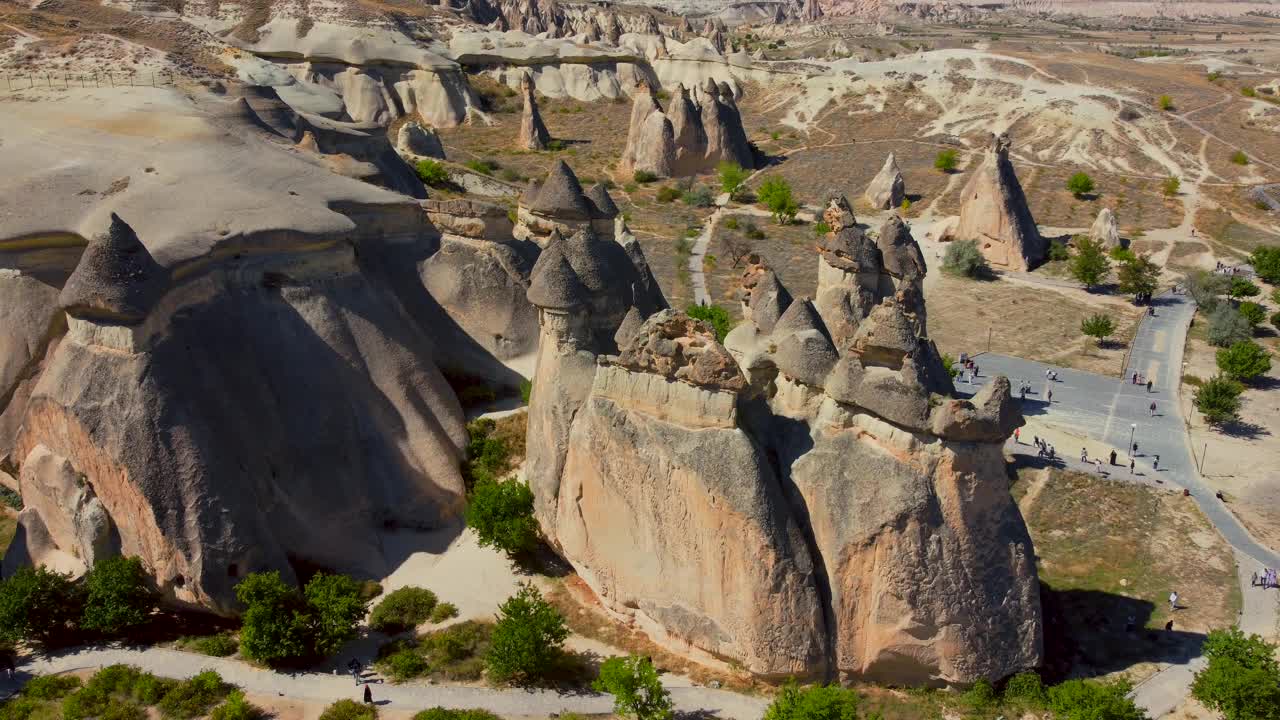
xmin=6 ymin=647 xmax=768 ymax=720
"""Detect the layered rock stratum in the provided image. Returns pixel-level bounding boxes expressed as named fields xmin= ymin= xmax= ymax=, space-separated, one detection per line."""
xmin=525 ymin=195 xmax=1043 ymax=684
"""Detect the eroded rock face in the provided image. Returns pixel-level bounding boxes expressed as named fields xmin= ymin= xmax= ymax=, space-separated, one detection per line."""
xmin=529 ymin=203 xmax=1041 ymax=685
xmin=619 ymin=80 xmax=754 ymax=179
xmin=864 ymin=153 xmax=905 ymax=210
xmin=398 ymin=122 xmax=445 ymax=159
xmin=517 ymin=71 xmax=552 ymax=151
xmin=3 ymin=444 xmax=112 ymax=577
xmin=1090 ymin=207 xmax=1121 ymax=249
xmin=954 ymin=133 xmax=1047 ymax=271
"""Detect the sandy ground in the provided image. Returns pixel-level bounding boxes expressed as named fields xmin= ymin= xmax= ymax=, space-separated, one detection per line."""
xmin=378 ymin=527 xmax=524 ymax=626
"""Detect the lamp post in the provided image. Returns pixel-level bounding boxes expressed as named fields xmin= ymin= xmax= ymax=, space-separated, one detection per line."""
xmin=1129 ymin=423 xmax=1137 ymax=458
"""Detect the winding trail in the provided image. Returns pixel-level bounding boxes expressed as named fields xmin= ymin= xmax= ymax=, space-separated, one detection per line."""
xmin=4 ymin=647 xmax=767 ymax=720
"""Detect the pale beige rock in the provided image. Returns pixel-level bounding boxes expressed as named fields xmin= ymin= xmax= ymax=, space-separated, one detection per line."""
xmin=517 ymin=71 xmax=552 ymax=151
xmin=954 ymin=133 xmax=1047 ymax=271
xmin=398 ymin=122 xmax=445 ymax=159
xmin=9 ymin=444 xmax=112 ymax=576
xmin=1090 ymin=207 xmax=1121 ymax=249
xmin=864 ymin=153 xmax=906 ymax=210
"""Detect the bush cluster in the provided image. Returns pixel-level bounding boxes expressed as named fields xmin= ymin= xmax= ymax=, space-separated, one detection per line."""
xmin=369 ymin=587 xmax=439 ymax=634
xmin=942 ymin=239 xmax=988 ymax=278
xmin=0 ymin=557 xmax=158 ymax=648
xmin=236 ymin=571 xmax=367 ymax=666
xmin=686 ymin=304 xmax=733 ymax=343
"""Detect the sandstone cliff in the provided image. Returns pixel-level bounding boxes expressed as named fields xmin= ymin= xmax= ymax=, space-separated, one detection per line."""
xmin=527 ymin=198 xmax=1043 ymax=684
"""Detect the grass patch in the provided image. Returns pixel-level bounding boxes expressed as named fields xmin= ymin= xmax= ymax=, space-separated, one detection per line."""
xmin=175 ymin=632 xmax=238 ymax=657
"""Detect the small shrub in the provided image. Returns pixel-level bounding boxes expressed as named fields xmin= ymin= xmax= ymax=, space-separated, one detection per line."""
xmin=1049 ymin=240 xmax=1070 ymax=262
xmin=1272 ymin=311 xmax=1280 ymax=330
xmin=100 ymin=700 xmax=145 ymax=720
xmin=157 ymin=670 xmax=229 ymax=720
xmin=1242 ymin=86 xmax=1257 ymax=98
xmin=1239 ymin=301 xmax=1267 ymax=328
xmin=1183 ymin=373 xmax=1205 ymax=387
xmin=763 ymin=682 xmax=859 ymax=720
xmin=179 ymin=633 xmax=238 ymax=657
xmin=723 ymin=217 xmax=740 ymax=230
xmin=718 ymin=161 xmax=750 ymax=198
xmin=359 ymin=581 xmax=384 ymax=602
xmin=414 ymin=709 xmax=500 ymax=720
xmin=1207 ymin=305 xmax=1253 ymax=347
xmin=466 ymin=477 xmax=538 ymax=560
xmin=465 ymin=159 xmax=498 ymax=176
xmin=519 ymin=379 xmax=533 ymax=404
xmin=1195 ymin=375 xmax=1244 ymax=425
xmin=656 ymin=186 xmax=680 ymax=203
xmin=812 ymin=221 xmax=832 ymax=236
xmin=22 ymin=675 xmax=82 ymax=700
xmin=633 ymin=170 xmax=658 ymax=184
xmin=545 ymin=140 xmax=566 ymax=152
xmin=1158 ymin=94 xmax=1174 ymax=110
xmin=686 ymin=305 xmax=733 ymax=343
xmin=430 ymin=602 xmax=459 ymax=623
xmin=940 ymin=353 xmax=959 ymax=379
xmin=0 ymin=486 xmax=20 ymax=510
xmin=1003 ymin=671 xmax=1046 ymax=702
xmin=1217 ymin=340 xmax=1271 ymax=382
xmin=209 ymin=691 xmax=263 ymax=720
xmin=623 ymin=182 xmax=639 ymax=194
xmin=1231 ymin=150 xmax=1249 ymax=165
xmin=383 ymin=649 xmax=431 ymax=682
xmin=370 ymin=587 xmax=439 ymax=634
xmin=682 ymin=186 xmax=714 ymax=208
xmin=1163 ymin=176 xmax=1181 ymax=196
xmin=499 ymin=168 xmax=522 ymax=182
xmin=1047 ymin=678 xmax=1144 ymax=720
xmin=415 ymin=160 xmax=450 ymax=187
xmin=0 ymin=698 xmax=43 ymax=720
xmin=318 ymin=700 xmax=377 ymax=720
xmin=942 ymin=239 xmax=988 ymax=278
xmin=960 ymin=679 xmax=996 ymax=709
xmin=744 ymin=222 xmax=765 ymax=240
xmin=934 ymin=149 xmax=958 ymax=172
xmin=594 ymin=655 xmax=672 ymax=720
xmin=1067 ymin=172 xmax=1095 ymax=198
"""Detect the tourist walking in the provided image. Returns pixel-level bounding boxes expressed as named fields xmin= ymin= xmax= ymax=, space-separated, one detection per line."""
xmin=1109 ymin=449 xmax=1117 ymax=466
xmin=1169 ymin=591 xmax=1179 ymax=611
xmin=1130 ymin=458 xmax=1135 ymax=474
xmin=1047 ymin=388 xmax=1053 ymax=403
xmin=1147 ymin=380 xmax=1153 ymax=393
xmin=1153 ymin=454 xmax=1159 ymax=470
xmin=1014 ymin=428 xmax=1020 ymax=443
xmin=1081 ymin=447 xmax=1088 ymax=462
xmin=363 ymin=684 xmax=373 ymax=705
xmin=1095 ymin=458 xmax=1103 ymax=475
xmin=1149 ymin=401 xmax=1157 ymax=417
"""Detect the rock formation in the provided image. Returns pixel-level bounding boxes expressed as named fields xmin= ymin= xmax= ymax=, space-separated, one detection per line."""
xmin=515 ymin=160 xmax=621 ymax=244
xmin=1089 ymin=207 xmax=1121 ymax=249
xmin=864 ymin=152 xmax=905 ymax=210
xmin=620 ymin=79 xmax=754 ymax=179
xmin=526 ymin=188 xmax=1043 ymax=684
xmin=517 ymin=71 xmax=552 ymax=151
xmin=397 ymin=121 xmax=446 ymax=159
xmin=953 ymin=133 xmax=1047 ymax=271
xmin=801 ymin=0 xmax=824 ymax=21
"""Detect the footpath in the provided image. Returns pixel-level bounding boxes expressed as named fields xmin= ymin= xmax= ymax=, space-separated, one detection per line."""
xmin=5 ymin=647 xmax=767 ymax=720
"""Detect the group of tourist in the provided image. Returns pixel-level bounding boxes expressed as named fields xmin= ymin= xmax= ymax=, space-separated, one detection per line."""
xmin=1253 ymin=568 xmax=1279 ymax=589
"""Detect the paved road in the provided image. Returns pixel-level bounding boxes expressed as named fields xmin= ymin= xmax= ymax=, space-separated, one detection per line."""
xmin=965 ymin=291 xmax=1280 ymax=570
xmin=4 ymin=647 xmax=767 ymax=720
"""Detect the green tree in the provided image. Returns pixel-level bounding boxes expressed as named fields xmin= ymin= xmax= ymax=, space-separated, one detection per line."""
xmin=303 ymin=573 xmax=367 ymax=657
xmin=1217 ymin=340 xmax=1272 ymax=382
xmin=0 ymin=565 xmax=83 ymax=647
xmin=593 ymin=655 xmax=673 ymax=720
xmin=940 ymin=353 xmax=960 ymax=379
xmin=414 ymin=160 xmax=450 ymax=188
xmin=1163 ymin=176 xmax=1181 ymax=196
xmin=1184 ymin=269 xmax=1230 ymax=310
xmin=1158 ymin=94 xmax=1174 ymax=111
xmin=1239 ymin=301 xmax=1267 ymax=328
xmin=1194 ymin=375 xmax=1244 ymax=425
xmin=82 ymin=556 xmax=158 ymax=637
xmin=686 ymin=304 xmax=733 ymax=342
xmin=757 ymin=178 xmax=798 ymax=224
xmin=1117 ymin=255 xmax=1160 ymax=299
xmin=934 ymin=149 xmax=958 ymax=173
xmin=465 ymin=477 xmax=539 ymax=560
xmin=1069 ymin=237 xmax=1112 ymax=289
xmin=1081 ymin=313 xmax=1116 ymax=347
xmin=485 ymin=583 xmax=568 ymax=683
xmin=942 ymin=239 xmax=988 ymax=278
xmin=1192 ymin=628 xmax=1280 ymax=720
xmin=235 ymin=572 xmax=313 ymax=665
xmin=1067 ymin=172 xmax=1096 ymax=198
xmin=1248 ymin=246 xmax=1280 ymax=284
xmin=1046 ymin=679 xmax=1146 ymax=720
xmin=717 ymin=162 xmax=750 ymax=200
xmin=762 ymin=682 xmax=860 ymax=720
xmin=1207 ymin=305 xmax=1253 ymax=347
xmin=1228 ymin=277 xmax=1261 ymax=301
xmin=1231 ymin=150 xmax=1250 ymax=166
